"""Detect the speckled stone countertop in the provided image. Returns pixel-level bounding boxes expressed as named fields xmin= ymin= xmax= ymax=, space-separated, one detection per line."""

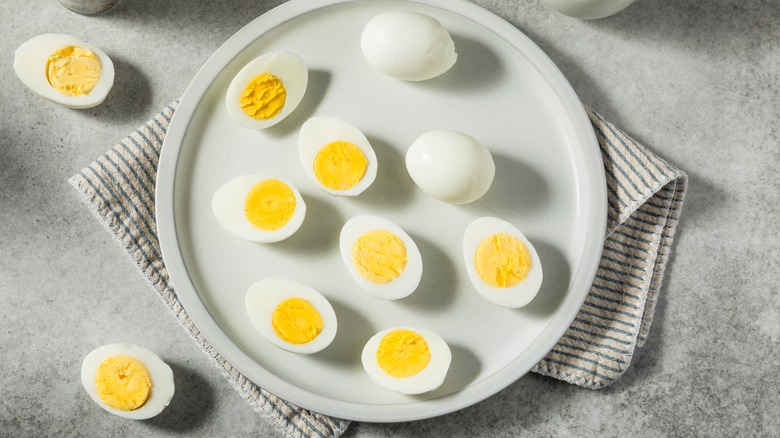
xmin=1 ymin=0 xmax=778 ymax=436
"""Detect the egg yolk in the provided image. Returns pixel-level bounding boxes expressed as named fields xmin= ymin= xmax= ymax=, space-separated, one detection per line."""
xmin=377 ymin=329 xmax=431 ymax=378
xmin=94 ymin=355 xmax=151 ymax=411
xmin=352 ymin=230 xmax=407 ymax=283
xmin=244 ymin=179 xmax=296 ymax=231
xmin=313 ymin=141 xmax=368 ymax=191
xmin=271 ymin=298 xmax=324 ymax=345
xmin=240 ymin=72 xmax=286 ymax=120
xmin=475 ymin=233 xmax=531 ymax=288
xmin=46 ymin=46 xmax=102 ymax=96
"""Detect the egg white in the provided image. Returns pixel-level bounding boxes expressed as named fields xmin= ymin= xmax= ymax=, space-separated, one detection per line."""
xmin=361 ymin=327 xmax=451 ymax=395
xmin=225 ymin=52 xmax=308 ymax=129
xmin=462 ymin=216 xmax=544 ymax=308
xmin=298 ymin=116 xmax=378 ymax=197
xmin=211 ymin=175 xmax=306 ymax=243
xmin=245 ymin=278 xmax=338 ymax=354
xmin=81 ymin=343 xmax=174 ymax=420
xmin=360 ymin=11 xmax=457 ymax=81
xmin=13 ymin=33 xmax=114 ymax=109
xmin=339 ymin=214 xmax=423 ymax=300
xmin=405 ymin=130 xmax=495 ymax=204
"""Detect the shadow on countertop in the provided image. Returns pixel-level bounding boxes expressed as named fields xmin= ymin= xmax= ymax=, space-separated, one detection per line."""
xmin=491 ymin=0 xmax=780 ymax=132
xmin=585 ymin=0 xmax=780 ymax=43
xmin=84 ymin=55 xmax=153 ymax=123
xmin=146 ymin=362 xmax=215 ymax=432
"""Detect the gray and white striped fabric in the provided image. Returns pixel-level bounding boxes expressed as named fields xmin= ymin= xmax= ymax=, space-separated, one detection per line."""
xmin=531 ymin=106 xmax=687 ymax=387
xmin=69 ymin=102 xmax=686 ymax=437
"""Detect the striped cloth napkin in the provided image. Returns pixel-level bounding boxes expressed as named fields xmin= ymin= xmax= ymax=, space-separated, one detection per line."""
xmin=69 ymin=102 xmax=686 ymax=438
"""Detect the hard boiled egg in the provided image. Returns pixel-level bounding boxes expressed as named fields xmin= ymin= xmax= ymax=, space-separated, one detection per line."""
xmin=463 ymin=217 xmax=543 ymax=308
xmin=405 ymin=130 xmax=495 ymax=204
xmin=226 ymin=52 xmax=308 ymax=129
xmin=211 ymin=175 xmax=306 ymax=243
xmin=361 ymin=11 xmax=457 ymax=81
xmin=361 ymin=327 xmax=451 ymax=394
xmin=542 ymin=0 xmax=636 ymax=19
xmin=299 ymin=116 xmax=378 ymax=197
xmin=81 ymin=343 xmax=174 ymax=419
xmin=245 ymin=278 xmax=338 ymax=354
xmin=339 ymin=214 xmax=423 ymax=300
xmin=14 ymin=33 xmax=114 ymax=108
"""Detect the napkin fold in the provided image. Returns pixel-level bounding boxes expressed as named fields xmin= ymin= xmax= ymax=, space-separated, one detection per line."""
xmin=531 ymin=106 xmax=687 ymax=387
xmin=69 ymin=102 xmax=686 ymax=438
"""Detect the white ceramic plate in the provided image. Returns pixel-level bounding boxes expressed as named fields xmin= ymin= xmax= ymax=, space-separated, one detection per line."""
xmin=157 ymin=0 xmax=606 ymax=422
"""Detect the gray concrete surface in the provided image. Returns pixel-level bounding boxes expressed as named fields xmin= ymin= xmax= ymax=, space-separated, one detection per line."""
xmin=1 ymin=0 xmax=778 ymax=436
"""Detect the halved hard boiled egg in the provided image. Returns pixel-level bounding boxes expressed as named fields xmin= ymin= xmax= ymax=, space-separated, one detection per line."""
xmin=361 ymin=11 xmax=457 ymax=81
xmin=245 ymin=278 xmax=337 ymax=354
xmin=463 ymin=217 xmax=543 ymax=308
xmin=81 ymin=343 xmax=174 ymax=419
xmin=405 ymin=130 xmax=495 ymax=204
xmin=14 ymin=33 xmax=114 ymax=108
xmin=226 ymin=52 xmax=308 ymax=129
xmin=339 ymin=214 xmax=423 ymax=300
xmin=299 ymin=116 xmax=378 ymax=197
xmin=361 ymin=327 xmax=451 ymax=394
xmin=211 ymin=175 xmax=306 ymax=243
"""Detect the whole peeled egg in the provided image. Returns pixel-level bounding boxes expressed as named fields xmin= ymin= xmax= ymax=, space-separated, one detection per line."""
xmin=245 ymin=278 xmax=338 ymax=354
xmin=211 ymin=175 xmax=307 ymax=243
xmin=361 ymin=327 xmax=451 ymax=394
xmin=226 ymin=52 xmax=308 ymax=129
xmin=462 ymin=216 xmax=543 ymax=308
xmin=405 ymin=130 xmax=495 ymax=204
xmin=81 ymin=343 xmax=174 ymax=419
xmin=361 ymin=11 xmax=457 ymax=81
xmin=14 ymin=33 xmax=114 ymax=108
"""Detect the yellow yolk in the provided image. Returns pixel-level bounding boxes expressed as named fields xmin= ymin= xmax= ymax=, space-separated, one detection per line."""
xmin=352 ymin=230 xmax=407 ymax=283
xmin=376 ymin=329 xmax=431 ymax=378
xmin=244 ymin=179 xmax=296 ymax=231
xmin=271 ymin=298 xmax=324 ymax=344
xmin=474 ymin=233 xmax=532 ymax=288
xmin=46 ymin=46 xmax=102 ymax=96
xmin=313 ymin=141 xmax=368 ymax=191
xmin=240 ymin=72 xmax=286 ymax=120
xmin=94 ymin=355 xmax=151 ymax=411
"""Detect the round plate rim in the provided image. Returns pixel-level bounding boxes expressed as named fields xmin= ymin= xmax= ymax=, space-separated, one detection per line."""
xmin=156 ymin=0 xmax=607 ymax=422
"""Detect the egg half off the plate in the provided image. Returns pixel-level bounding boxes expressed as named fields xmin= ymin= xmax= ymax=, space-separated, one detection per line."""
xmin=14 ymin=33 xmax=114 ymax=109
xmin=81 ymin=343 xmax=174 ymax=419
